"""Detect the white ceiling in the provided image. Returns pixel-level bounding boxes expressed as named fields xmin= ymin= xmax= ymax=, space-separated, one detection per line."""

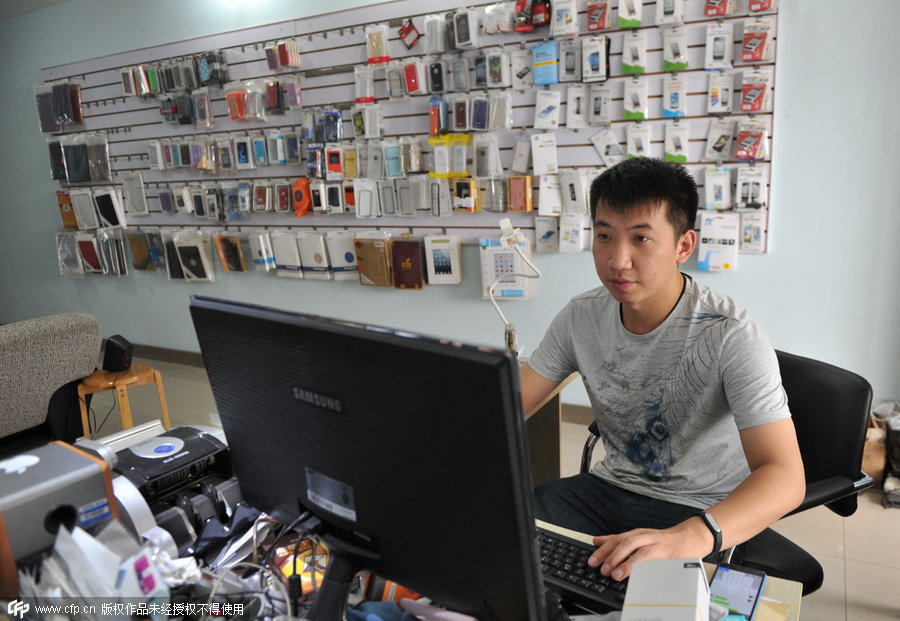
xmin=0 ymin=0 xmax=72 ymax=22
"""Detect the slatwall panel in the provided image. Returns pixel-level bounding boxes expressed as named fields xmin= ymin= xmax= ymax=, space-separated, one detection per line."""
xmin=41 ymin=0 xmax=777 ymax=248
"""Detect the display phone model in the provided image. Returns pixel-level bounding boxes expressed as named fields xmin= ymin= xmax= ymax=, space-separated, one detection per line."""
xmin=709 ymin=564 xmax=766 ymax=621
xmin=663 ymin=0 xmax=675 ymax=15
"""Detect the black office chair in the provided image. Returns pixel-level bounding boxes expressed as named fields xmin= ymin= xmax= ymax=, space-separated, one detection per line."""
xmin=579 ymin=350 xmax=874 ymax=595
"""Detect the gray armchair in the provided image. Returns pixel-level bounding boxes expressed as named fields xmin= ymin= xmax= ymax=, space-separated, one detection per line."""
xmin=0 ymin=313 xmax=101 ymax=454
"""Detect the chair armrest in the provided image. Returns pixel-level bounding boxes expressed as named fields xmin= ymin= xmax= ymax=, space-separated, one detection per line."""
xmin=580 ymin=421 xmax=601 ymax=474
xmin=789 ymin=471 xmax=875 ymax=517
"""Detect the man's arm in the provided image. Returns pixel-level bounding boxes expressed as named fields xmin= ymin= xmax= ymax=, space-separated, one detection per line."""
xmin=519 ymin=362 xmax=563 ymax=418
xmin=587 ymin=416 xmax=805 ymax=580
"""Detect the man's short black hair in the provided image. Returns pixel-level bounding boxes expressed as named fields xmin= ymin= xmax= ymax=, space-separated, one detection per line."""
xmin=589 ymin=158 xmax=699 ymax=237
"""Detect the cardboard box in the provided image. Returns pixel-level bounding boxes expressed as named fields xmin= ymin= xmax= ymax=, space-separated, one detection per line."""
xmin=621 ymin=558 xmax=709 ymax=621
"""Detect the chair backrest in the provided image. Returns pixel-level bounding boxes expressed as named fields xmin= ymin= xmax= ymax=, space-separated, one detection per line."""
xmin=0 ymin=313 xmax=101 ymax=438
xmin=776 ymin=350 xmax=873 ymax=517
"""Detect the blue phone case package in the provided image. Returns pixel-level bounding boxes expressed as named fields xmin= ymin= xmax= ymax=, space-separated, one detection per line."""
xmin=532 ymin=41 xmax=559 ymax=86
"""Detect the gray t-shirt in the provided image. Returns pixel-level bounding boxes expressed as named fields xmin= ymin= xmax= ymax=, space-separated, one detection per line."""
xmin=528 ymin=275 xmax=790 ymax=509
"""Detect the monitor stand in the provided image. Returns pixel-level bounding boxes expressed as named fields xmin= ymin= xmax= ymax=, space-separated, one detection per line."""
xmin=307 ymin=532 xmax=381 ymax=621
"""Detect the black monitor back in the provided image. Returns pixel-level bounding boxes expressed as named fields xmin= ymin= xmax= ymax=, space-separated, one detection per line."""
xmin=190 ymin=296 xmax=544 ymax=621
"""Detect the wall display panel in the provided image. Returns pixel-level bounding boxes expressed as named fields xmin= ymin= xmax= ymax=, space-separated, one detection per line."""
xmin=40 ymin=0 xmax=778 ymax=275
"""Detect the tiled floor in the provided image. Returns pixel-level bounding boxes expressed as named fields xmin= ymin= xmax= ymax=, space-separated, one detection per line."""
xmin=100 ymin=356 xmax=900 ymax=621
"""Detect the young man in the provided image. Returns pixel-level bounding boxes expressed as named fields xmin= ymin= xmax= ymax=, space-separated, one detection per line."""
xmin=520 ymin=158 xmax=805 ymax=582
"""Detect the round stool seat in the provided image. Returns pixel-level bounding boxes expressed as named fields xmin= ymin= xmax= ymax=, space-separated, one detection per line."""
xmin=82 ymin=363 xmax=155 ymax=390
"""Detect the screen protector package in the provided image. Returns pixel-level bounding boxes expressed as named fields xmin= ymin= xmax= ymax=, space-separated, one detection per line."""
xmin=735 ymin=118 xmax=769 ymax=161
xmin=622 ymin=30 xmax=648 ymax=75
xmin=741 ymin=16 xmax=775 ymax=63
xmin=623 ymin=79 xmax=648 ymax=121
xmin=626 ymin=123 xmax=651 ymax=159
xmin=736 ymin=164 xmax=768 ymax=210
xmin=705 ymin=117 xmax=737 ymax=160
xmin=665 ymin=122 xmax=690 ymax=163
xmin=740 ymin=66 xmax=774 ymax=113
xmin=663 ymin=28 xmax=689 ymax=72
xmin=705 ymin=22 xmax=735 ymax=70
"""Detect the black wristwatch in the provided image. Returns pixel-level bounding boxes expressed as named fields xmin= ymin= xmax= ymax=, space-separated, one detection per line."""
xmin=698 ymin=511 xmax=723 ymax=558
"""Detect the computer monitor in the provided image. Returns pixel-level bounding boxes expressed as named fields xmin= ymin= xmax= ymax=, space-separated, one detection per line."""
xmin=189 ymin=296 xmax=545 ymax=621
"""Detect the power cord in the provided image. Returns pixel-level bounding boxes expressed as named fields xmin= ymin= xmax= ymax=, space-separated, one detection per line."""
xmin=488 ymin=218 xmax=542 ymax=354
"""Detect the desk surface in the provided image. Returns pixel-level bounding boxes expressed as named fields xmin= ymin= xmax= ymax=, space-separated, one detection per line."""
xmin=537 ymin=520 xmax=802 ymax=621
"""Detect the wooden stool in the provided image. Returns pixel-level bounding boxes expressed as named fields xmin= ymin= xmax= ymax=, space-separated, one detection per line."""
xmin=78 ymin=363 xmax=171 ymax=439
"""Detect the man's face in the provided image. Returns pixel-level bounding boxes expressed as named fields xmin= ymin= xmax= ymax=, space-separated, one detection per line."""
xmin=592 ymin=202 xmax=694 ymax=310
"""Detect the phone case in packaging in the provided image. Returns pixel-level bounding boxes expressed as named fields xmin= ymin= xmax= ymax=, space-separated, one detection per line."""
xmin=451 ymin=178 xmax=480 ymax=212
xmin=404 ymin=58 xmax=427 ymax=95
xmin=489 ymin=92 xmax=513 ymax=130
xmin=121 ymin=172 xmax=149 ymax=216
xmin=429 ymin=60 xmax=448 ymax=94
xmin=486 ymin=51 xmax=511 ymax=88
xmin=324 ymin=230 xmax=359 ymax=280
xmin=424 ymin=14 xmax=447 ymax=55
xmin=297 ymin=231 xmax=332 ymax=280
xmin=271 ymin=230 xmax=303 ymax=278
xmin=391 ymin=240 xmax=424 ymax=289
xmin=214 ymin=234 xmax=247 ymax=272
xmin=366 ymin=24 xmax=390 ymax=67
xmin=508 ymin=175 xmax=534 ymax=212
xmin=354 ymin=65 xmax=375 ymax=104
xmin=56 ymin=191 xmax=77 ymax=228
xmin=57 ymin=231 xmax=84 ymax=278
xmin=355 ymin=231 xmax=393 ymax=286
xmin=248 ymin=231 xmax=275 ymax=272
xmin=174 ymin=230 xmax=215 ymax=281
xmin=454 ymin=9 xmax=479 ymax=49
xmin=452 ymin=95 xmax=469 ymax=131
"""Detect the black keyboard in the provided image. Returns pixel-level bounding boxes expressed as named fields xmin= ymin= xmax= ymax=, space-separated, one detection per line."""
xmin=537 ymin=527 xmax=628 ymax=613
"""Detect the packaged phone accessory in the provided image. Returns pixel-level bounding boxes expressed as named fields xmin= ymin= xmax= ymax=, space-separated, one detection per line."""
xmin=121 ymin=172 xmax=149 ymax=216
xmin=663 ymin=77 xmax=687 ymax=118
xmin=623 ymin=79 xmax=648 ymax=121
xmin=591 ymin=127 xmax=626 ymax=167
xmin=478 ymin=237 xmax=534 ymax=300
xmin=663 ymin=28 xmax=689 ymax=72
xmin=622 ymin=30 xmax=648 ymax=75
xmin=534 ymin=90 xmax=562 ymax=129
xmin=566 ymin=85 xmax=589 ymax=129
xmin=559 ymin=213 xmax=590 ymax=253
xmin=532 ymin=41 xmax=559 ymax=86
xmin=551 ymin=0 xmax=579 ymax=38
xmin=586 ymin=2 xmax=611 ymax=31
xmin=558 ymin=40 xmax=582 ymax=83
xmin=665 ymin=122 xmax=690 ymax=163
xmin=582 ymin=36 xmax=609 ymax=83
xmin=355 ymin=231 xmax=393 ymax=286
xmin=656 ymin=0 xmax=684 ymax=26
xmin=705 ymin=166 xmax=733 ymax=210
xmin=626 ymin=123 xmax=651 ymax=159
xmin=704 ymin=0 xmax=737 ymax=17
xmin=588 ymin=84 xmax=612 ymax=125
xmin=618 ymin=0 xmax=642 ymax=28
xmin=704 ymin=117 xmax=736 ymax=161
xmin=740 ymin=66 xmax=774 ymax=113
xmin=707 ymin=71 xmax=734 ymax=114
xmin=247 ymin=231 xmax=275 ymax=272
xmin=510 ymin=48 xmax=533 ymax=90
xmin=424 ymin=235 xmax=462 ymax=284
xmin=270 ymin=230 xmax=303 ymax=278
xmin=537 ymin=175 xmax=562 ymax=216
xmin=736 ymin=164 xmax=768 ymax=210
xmin=534 ymin=216 xmax=559 ymax=253
xmin=698 ymin=213 xmax=740 ymax=272
xmin=531 ymin=133 xmax=559 ymax=175
xmin=489 ymin=91 xmax=513 ymax=130
xmin=740 ymin=210 xmax=767 ymax=254
xmin=735 ymin=118 xmax=768 ymax=161
xmin=705 ymin=23 xmax=735 ymax=70
xmin=486 ymin=50 xmax=511 ymax=88
xmin=742 ymin=16 xmax=775 ymax=62
xmin=424 ymin=14 xmax=447 ymax=55
xmin=366 ymin=23 xmax=390 ymax=67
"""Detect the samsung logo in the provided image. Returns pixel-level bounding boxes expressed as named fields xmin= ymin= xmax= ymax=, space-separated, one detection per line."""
xmin=292 ymin=387 xmax=343 ymax=413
